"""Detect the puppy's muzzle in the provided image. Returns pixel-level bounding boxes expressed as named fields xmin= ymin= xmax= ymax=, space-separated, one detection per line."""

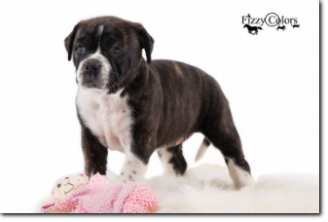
xmin=84 ymin=59 xmax=101 ymax=76
xmin=81 ymin=59 xmax=103 ymax=88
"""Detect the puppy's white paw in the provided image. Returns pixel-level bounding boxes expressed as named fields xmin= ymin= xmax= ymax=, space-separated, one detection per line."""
xmin=116 ymin=171 xmax=144 ymax=184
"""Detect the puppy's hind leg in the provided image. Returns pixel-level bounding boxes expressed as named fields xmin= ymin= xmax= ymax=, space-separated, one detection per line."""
xmin=203 ymin=106 xmax=255 ymax=189
xmin=158 ymin=144 xmax=187 ymax=176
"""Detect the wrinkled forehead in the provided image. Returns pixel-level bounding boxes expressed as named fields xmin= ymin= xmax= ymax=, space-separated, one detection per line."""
xmin=75 ymin=17 xmax=137 ymax=45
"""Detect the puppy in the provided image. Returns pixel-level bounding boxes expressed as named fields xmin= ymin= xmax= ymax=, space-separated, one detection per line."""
xmin=64 ymin=16 xmax=255 ymax=189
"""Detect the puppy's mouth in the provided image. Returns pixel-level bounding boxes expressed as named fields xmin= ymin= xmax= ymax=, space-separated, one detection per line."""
xmin=81 ymin=75 xmax=102 ymax=89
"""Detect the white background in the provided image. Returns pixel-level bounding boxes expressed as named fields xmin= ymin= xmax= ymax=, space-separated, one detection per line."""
xmin=0 ymin=0 xmax=322 ymax=218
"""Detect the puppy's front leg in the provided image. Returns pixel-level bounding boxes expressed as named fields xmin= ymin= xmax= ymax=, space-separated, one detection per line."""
xmin=116 ymin=113 xmax=157 ymax=184
xmin=80 ymin=123 xmax=108 ymax=178
xmin=117 ymin=149 xmax=148 ymax=184
xmin=116 ymin=131 xmax=154 ymax=183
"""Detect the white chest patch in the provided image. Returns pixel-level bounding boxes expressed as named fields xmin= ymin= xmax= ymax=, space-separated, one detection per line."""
xmin=76 ymin=87 xmax=133 ymax=152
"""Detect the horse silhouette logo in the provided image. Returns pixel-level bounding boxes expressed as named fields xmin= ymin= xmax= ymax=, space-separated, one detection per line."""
xmin=243 ymin=24 xmax=263 ymax=35
xmin=292 ymin=24 xmax=300 ymax=28
xmin=276 ymin=25 xmax=286 ymax=31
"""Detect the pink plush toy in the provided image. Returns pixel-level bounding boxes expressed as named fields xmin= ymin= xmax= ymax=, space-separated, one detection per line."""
xmin=41 ymin=173 xmax=158 ymax=213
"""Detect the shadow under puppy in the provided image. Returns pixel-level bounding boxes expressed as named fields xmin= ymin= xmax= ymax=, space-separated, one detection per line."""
xmin=64 ymin=16 xmax=255 ymax=189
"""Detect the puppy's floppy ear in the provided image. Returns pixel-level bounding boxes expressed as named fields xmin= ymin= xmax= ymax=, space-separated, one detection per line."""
xmin=64 ymin=24 xmax=79 ymax=61
xmin=135 ymin=23 xmax=154 ymax=64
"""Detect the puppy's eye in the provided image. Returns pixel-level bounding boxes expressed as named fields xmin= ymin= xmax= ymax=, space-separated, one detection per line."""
xmin=111 ymin=46 xmax=121 ymax=55
xmin=77 ymin=45 xmax=85 ymax=53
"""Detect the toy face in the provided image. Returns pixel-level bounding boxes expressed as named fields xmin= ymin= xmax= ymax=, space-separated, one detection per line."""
xmin=54 ymin=175 xmax=87 ymax=199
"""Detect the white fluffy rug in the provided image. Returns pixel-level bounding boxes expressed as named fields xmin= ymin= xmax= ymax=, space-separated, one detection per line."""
xmin=137 ymin=164 xmax=319 ymax=213
xmin=41 ymin=164 xmax=319 ymax=213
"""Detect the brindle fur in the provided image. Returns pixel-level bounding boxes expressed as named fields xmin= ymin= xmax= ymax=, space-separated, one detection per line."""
xmin=65 ymin=16 xmax=251 ymax=177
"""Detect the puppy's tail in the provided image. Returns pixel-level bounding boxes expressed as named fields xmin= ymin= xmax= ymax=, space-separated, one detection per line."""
xmin=195 ymin=138 xmax=211 ymax=162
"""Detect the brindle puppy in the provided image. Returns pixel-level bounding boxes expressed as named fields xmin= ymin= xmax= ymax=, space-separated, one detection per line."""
xmin=65 ymin=16 xmax=255 ymax=188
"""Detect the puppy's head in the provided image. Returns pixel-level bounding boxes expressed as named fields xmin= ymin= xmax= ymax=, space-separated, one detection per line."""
xmin=64 ymin=16 xmax=154 ymax=93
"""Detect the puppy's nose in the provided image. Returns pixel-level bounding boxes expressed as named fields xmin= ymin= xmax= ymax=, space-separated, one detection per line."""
xmin=85 ymin=59 xmax=101 ymax=75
